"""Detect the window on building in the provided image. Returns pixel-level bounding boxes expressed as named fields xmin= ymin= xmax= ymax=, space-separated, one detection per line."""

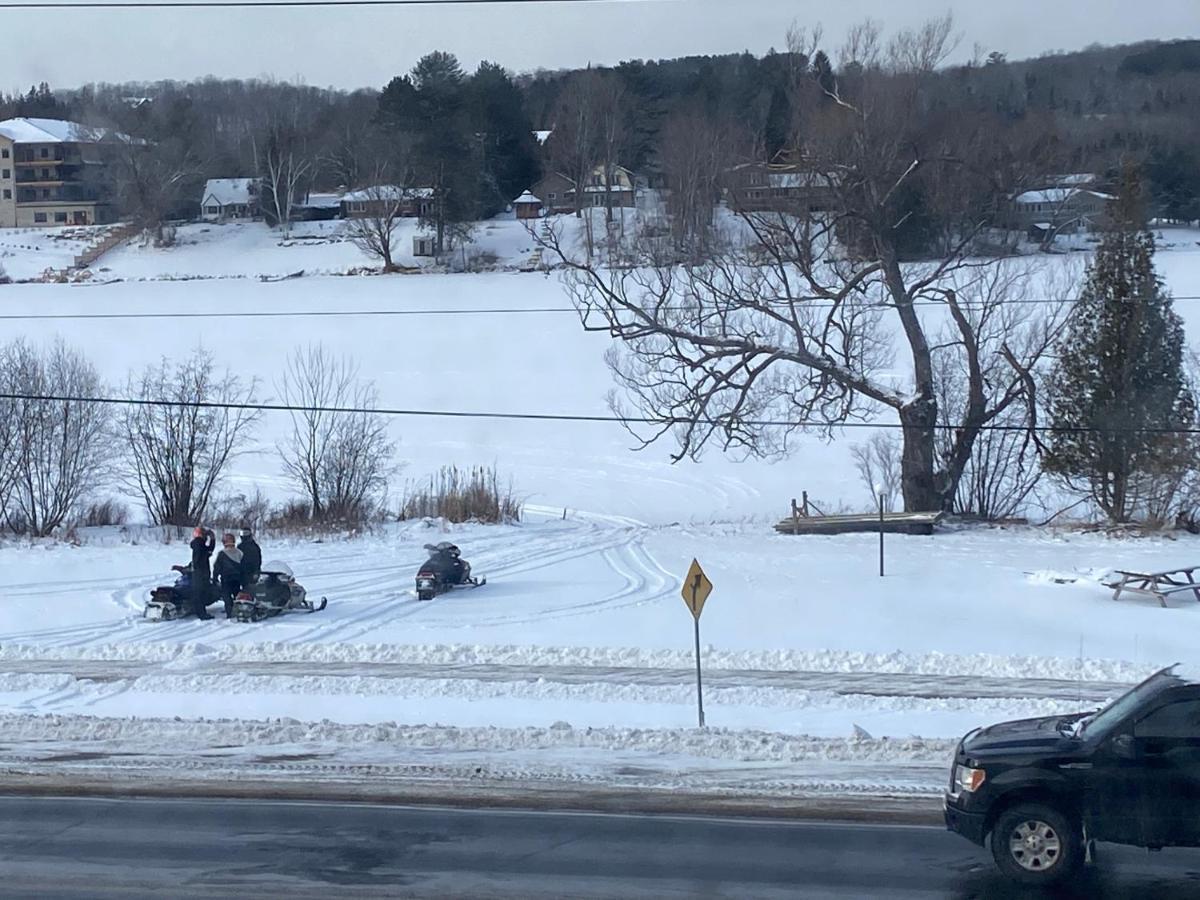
xmin=548 ymin=192 xmax=556 ymax=200
xmin=34 ymin=212 xmax=47 ymax=223
xmin=40 ymin=148 xmax=48 ymax=158
xmin=1 ymin=148 xmax=9 ymax=158
xmin=41 ymin=169 xmax=50 ymax=179
xmin=1 ymin=169 xmax=8 ymax=179
xmin=2 ymin=189 xmax=10 ymax=200
xmin=54 ymin=212 xmax=67 ymax=223
xmin=205 ymin=206 xmax=219 ymax=214
xmin=41 ymin=189 xmax=50 ymax=199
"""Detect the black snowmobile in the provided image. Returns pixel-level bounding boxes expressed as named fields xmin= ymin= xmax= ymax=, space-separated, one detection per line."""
xmin=415 ymin=542 xmax=485 ymax=601
xmin=232 ymin=561 xmax=327 ymax=622
xmin=144 ymin=564 xmax=201 ymax=621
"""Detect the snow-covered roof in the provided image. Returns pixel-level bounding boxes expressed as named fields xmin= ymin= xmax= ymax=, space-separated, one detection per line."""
xmin=1013 ymin=187 xmax=1115 ymax=205
xmin=533 ymin=130 xmax=552 ymax=145
xmin=298 ymin=192 xmax=343 ymax=209
xmin=202 ymin=178 xmax=257 ymax=207
xmin=1050 ymin=173 xmax=1096 ymax=186
xmin=0 ymin=117 xmax=106 ymax=144
xmin=513 ymin=191 xmax=541 ymax=205
xmin=341 ymin=185 xmax=434 ymax=202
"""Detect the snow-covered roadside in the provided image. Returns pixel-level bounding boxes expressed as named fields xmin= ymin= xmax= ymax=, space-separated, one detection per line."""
xmin=0 ymin=712 xmax=955 ymax=802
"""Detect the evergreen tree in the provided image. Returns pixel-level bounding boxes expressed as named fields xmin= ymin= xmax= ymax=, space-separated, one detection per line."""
xmin=468 ymin=61 xmax=541 ymax=216
xmin=378 ymin=52 xmax=476 ymax=256
xmin=1044 ymin=168 xmax=1196 ymax=522
xmin=16 ymin=83 xmax=67 ymax=119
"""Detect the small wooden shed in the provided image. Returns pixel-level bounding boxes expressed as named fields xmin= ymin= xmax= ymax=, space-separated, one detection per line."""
xmin=513 ymin=190 xmax=543 ymax=220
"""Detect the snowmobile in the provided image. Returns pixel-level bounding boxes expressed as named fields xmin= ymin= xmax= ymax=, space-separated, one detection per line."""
xmin=415 ymin=542 xmax=485 ymax=601
xmin=232 ymin=561 xmax=327 ymax=622
xmin=144 ymin=564 xmax=200 ymax=621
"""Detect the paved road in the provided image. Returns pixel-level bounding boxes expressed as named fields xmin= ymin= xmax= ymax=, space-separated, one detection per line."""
xmin=1 ymin=657 xmax=1131 ymax=701
xmin=2 ymin=796 xmax=1199 ymax=899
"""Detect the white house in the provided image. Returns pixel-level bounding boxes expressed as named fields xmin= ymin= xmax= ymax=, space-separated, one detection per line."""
xmin=200 ymin=178 xmax=259 ymax=222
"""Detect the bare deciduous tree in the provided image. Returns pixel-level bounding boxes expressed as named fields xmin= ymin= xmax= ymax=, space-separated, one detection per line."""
xmin=277 ymin=344 xmax=397 ymax=523
xmin=258 ymin=124 xmax=313 ymax=238
xmin=548 ymin=70 xmax=603 ymax=257
xmin=0 ymin=339 xmax=110 ymax=536
xmin=108 ymin=134 xmax=199 ymax=245
xmin=658 ymin=108 xmax=738 ymax=259
xmin=118 ymin=348 xmax=262 ymax=526
xmin=851 ymin=432 xmax=901 ymax=512
xmin=538 ymin=17 xmax=1068 ymax=513
xmin=345 ymin=183 xmax=409 ymax=272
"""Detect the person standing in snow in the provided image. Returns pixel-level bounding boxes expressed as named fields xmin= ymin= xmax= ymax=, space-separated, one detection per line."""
xmin=213 ymin=532 xmax=243 ymax=618
xmin=189 ymin=526 xmax=216 ymax=620
xmin=238 ymin=527 xmax=262 ymax=585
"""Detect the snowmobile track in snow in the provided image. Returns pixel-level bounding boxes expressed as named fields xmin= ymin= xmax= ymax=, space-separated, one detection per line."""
xmin=0 ymin=657 xmax=1132 ymax=702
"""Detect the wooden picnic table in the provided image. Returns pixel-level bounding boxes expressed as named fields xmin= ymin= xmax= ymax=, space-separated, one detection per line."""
xmin=1106 ymin=566 xmax=1200 ymax=608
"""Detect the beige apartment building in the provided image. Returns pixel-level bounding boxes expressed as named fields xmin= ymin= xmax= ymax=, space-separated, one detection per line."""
xmin=0 ymin=117 xmax=116 ymax=228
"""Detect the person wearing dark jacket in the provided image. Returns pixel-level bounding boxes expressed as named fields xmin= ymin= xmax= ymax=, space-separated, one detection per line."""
xmin=189 ymin=527 xmax=216 ymax=619
xmin=212 ymin=532 xmax=243 ymax=619
xmin=238 ymin=528 xmax=262 ymax=584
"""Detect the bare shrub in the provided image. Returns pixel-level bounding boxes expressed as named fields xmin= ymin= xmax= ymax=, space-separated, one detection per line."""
xmin=78 ymin=498 xmax=130 ymax=527
xmin=1 ymin=339 xmax=111 ymax=536
xmin=118 ymin=347 xmax=262 ymax=526
xmin=850 ymin=432 xmax=901 ymax=512
xmin=277 ymin=344 xmax=397 ymax=525
xmin=399 ymin=465 xmax=521 ymax=523
xmin=268 ymin=498 xmax=312 ymax=528
xmin=206 ymin=487 xmax=272 ymax=531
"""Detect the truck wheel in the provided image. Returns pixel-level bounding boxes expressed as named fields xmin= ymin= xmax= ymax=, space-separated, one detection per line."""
xmin=991 ymin=803 xmax=1082 ymax=885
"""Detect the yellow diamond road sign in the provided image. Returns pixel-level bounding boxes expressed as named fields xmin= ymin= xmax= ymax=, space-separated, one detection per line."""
xmin=681 ymin=558 xmax=713 ymax=619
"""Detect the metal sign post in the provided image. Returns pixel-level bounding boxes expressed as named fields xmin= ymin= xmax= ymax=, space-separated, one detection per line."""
xmin=681 ymin=559 xmax=713 ymax=729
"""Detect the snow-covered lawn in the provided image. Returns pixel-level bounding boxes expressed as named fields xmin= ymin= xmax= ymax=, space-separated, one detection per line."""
xmin=0 ymin=512 xmax=1193 ymax=798
xmin=0 ymin=225 xmax=1199 ymax=802
xmin=93 ymin=217 xmax=546 ymax=280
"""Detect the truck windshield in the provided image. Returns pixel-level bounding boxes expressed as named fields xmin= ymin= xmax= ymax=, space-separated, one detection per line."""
xmin=1079 ymin=669 xmax=1177 ymax=737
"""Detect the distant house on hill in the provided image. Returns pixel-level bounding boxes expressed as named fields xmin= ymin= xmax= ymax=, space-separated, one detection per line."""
xmin=292 ymin=191 xmax=342 ymax=222
xmin=200 ymin=178 xmax=259 ymax=222
xmin=723 ymin=159 xmax=838 ymax=214
xmin=1007 ymin=187 xmax=1115 ymax=238
xmin=530 ymin=165 xmax=639 ymax=216
xmin=340 ymin=185 xmax=432 ymax=219
xmin=531 ymin=172 xmax=575 ymax=215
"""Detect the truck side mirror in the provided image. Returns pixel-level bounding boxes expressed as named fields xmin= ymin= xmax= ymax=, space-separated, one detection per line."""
xmin=1112 ymin=733 xmax=1136 ymax=760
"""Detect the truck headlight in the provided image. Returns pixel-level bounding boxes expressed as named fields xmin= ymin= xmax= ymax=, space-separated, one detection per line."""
xmin=954 ymin=764 xmax=986 ymax=793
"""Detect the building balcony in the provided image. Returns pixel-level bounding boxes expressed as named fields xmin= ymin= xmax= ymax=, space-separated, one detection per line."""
xmin=15 ymin=174 xmax=66 ymax=186
xmin=16 ymin=188 xmax=104 ymax=204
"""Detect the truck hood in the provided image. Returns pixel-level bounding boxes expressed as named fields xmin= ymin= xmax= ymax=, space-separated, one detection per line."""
xmin=961 ymin=713 xmax=1086 ymax=756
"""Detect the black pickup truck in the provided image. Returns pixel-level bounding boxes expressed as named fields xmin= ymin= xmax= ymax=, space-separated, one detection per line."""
xmin=944 ymin=663 xmax=1200 ymax=885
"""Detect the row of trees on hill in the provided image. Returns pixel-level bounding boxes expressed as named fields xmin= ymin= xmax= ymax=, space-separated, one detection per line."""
xmin=5 ymin=30 xmax=1199 ymax=251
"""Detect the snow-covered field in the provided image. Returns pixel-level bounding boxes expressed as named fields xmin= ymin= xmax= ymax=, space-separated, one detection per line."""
xmin=1 ymin=222 xmax=1199 ymax=804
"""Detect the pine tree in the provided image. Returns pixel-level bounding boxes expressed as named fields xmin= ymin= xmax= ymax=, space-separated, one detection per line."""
xmin=1044 ymin=168 xmax=1196 ymax=522
xmin=468 ymin=62 xmax=541 ymax=217
xmin=378 ymin=52 xmax=477 ymax=256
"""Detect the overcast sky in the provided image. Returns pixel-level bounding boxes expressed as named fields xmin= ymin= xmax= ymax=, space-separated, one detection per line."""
xmin=3 ymin=0 xmax=1197 ymax=93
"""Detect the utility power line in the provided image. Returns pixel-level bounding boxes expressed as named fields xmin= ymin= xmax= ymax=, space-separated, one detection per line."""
xmin=0 ymin=0 xmax=612 ymax=8
xmin=3 ymin=391 xmax=1200 ymax=436
xmin=5 ymin=296 xmax=1200 ymax=322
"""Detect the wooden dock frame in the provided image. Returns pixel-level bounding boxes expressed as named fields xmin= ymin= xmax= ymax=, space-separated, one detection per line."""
xmin=775 ymin=496 xmax=943 ymax=536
